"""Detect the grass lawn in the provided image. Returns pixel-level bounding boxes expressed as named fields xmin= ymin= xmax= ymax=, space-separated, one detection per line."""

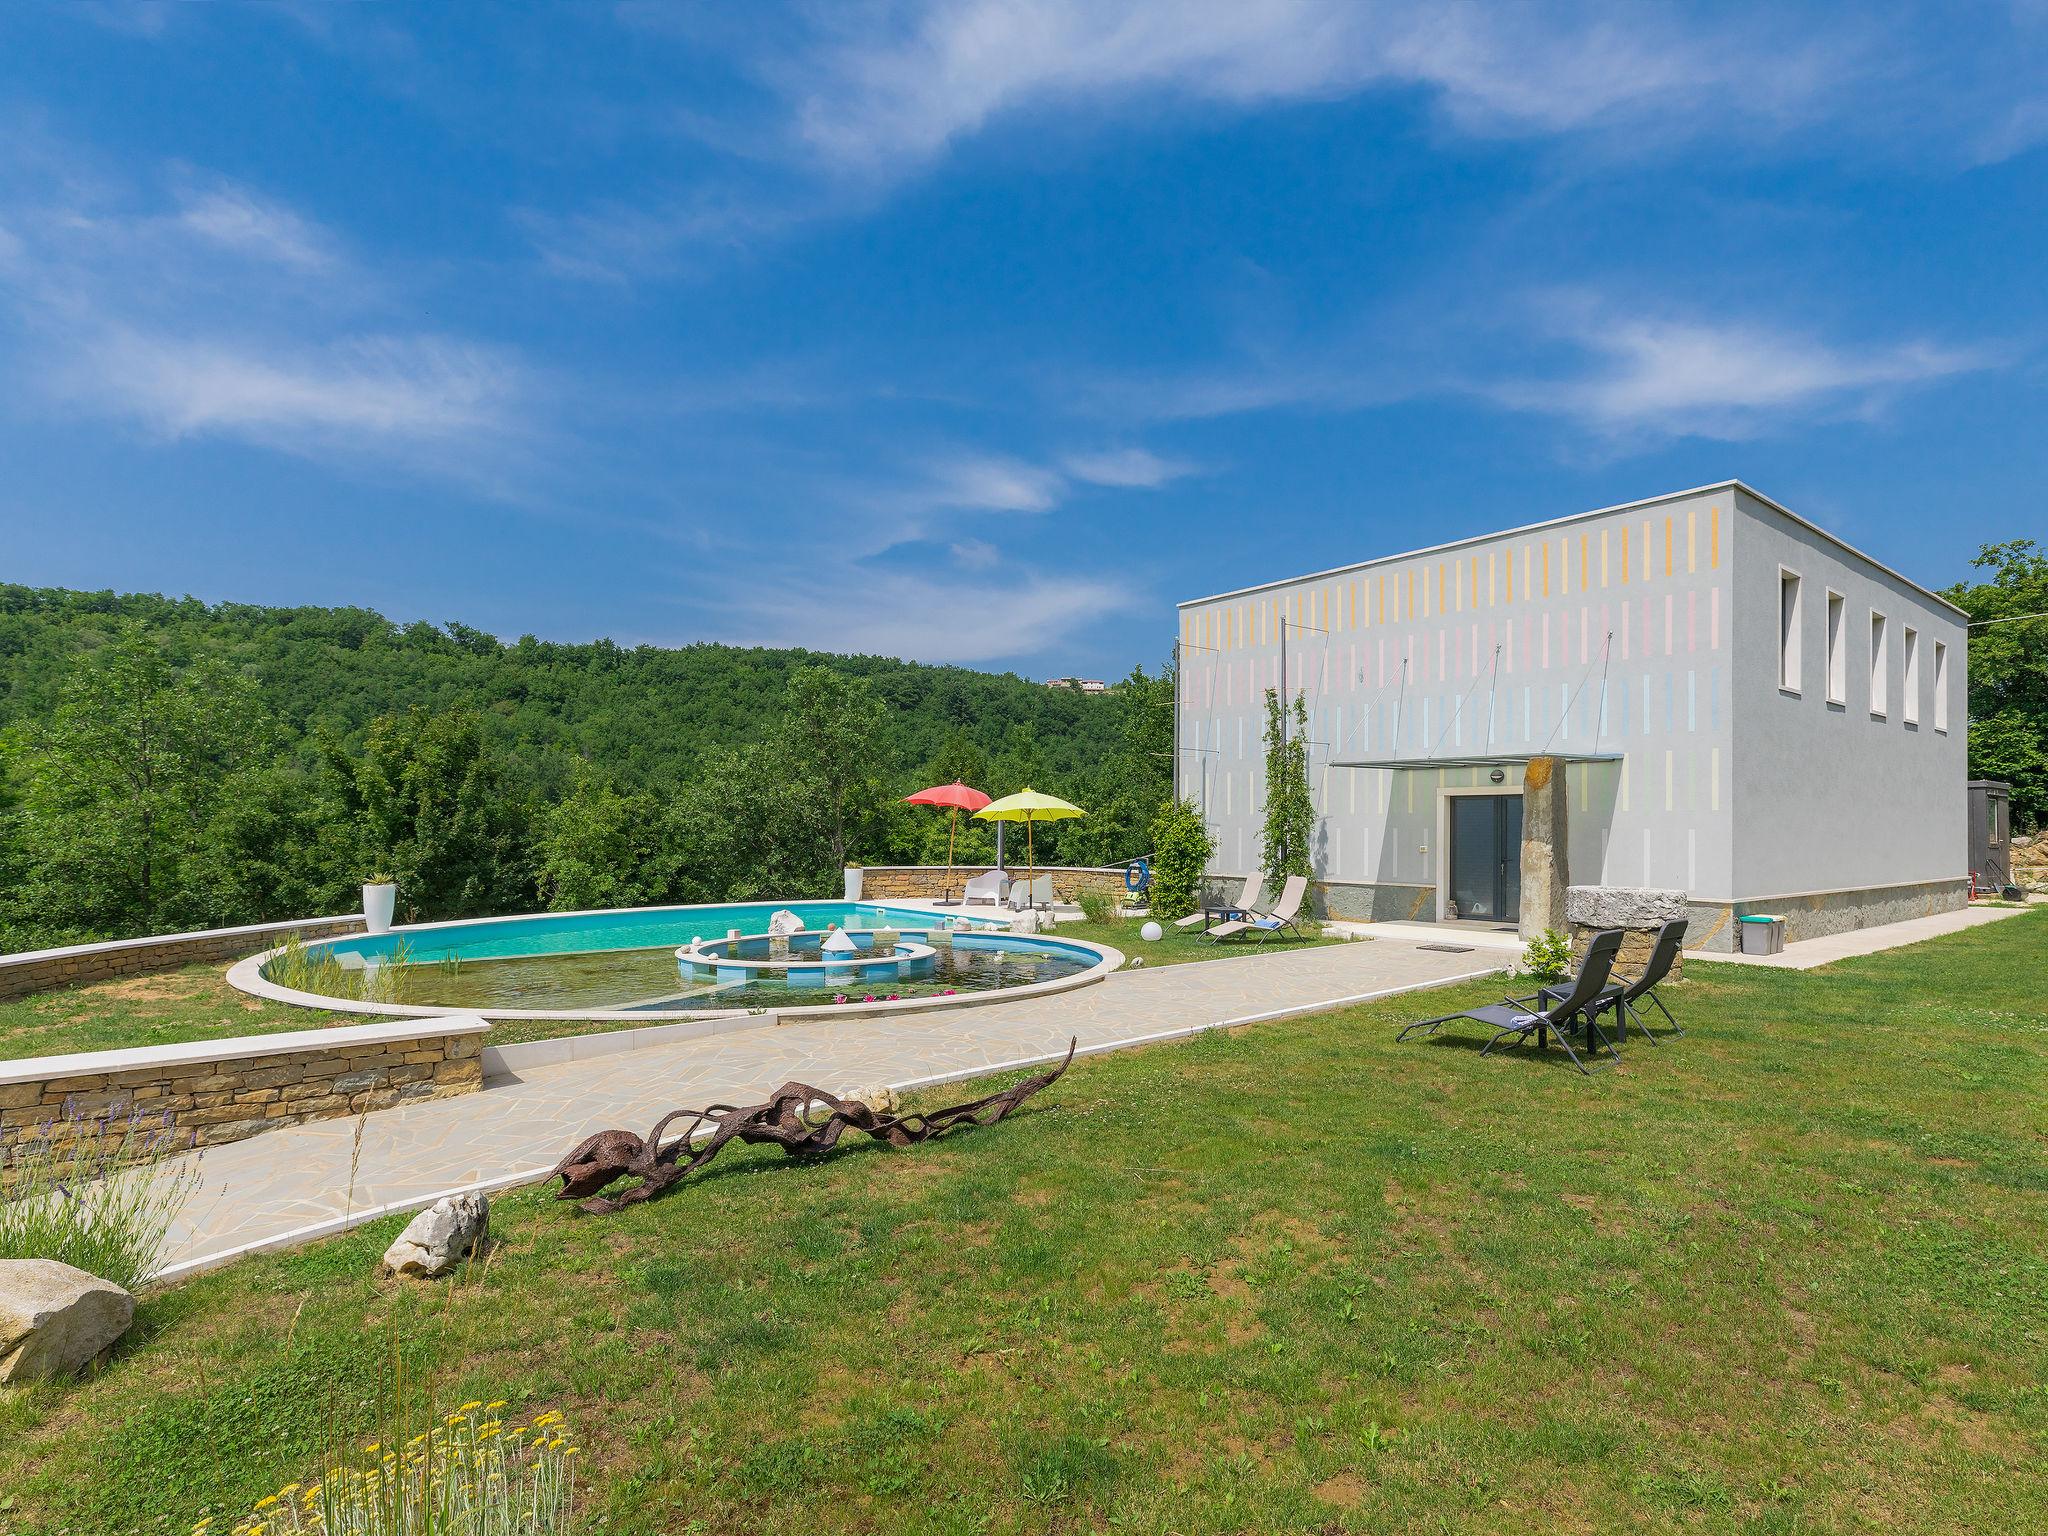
xmin=6 ymin=911 xmax=2046 ymax=1534
xmin=1054 ymin=912 xmax=1344 ymax=966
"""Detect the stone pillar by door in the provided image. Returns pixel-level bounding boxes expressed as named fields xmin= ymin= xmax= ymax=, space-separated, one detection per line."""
xmin=1520 ymin=756 xmax=1570 ymax=939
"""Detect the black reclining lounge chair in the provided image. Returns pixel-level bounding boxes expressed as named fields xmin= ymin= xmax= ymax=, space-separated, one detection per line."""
xmin=1397 ymin=929 xmax=1625 ymax=1076
xmin=1540 ymin=917 xmax=1688 ymax=1045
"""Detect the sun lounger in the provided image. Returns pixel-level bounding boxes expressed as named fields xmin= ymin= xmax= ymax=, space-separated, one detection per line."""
xmin=1397 ymin=929 xmax=1625 ymax=1075
xmin=1540 ymin=918 xmax=1687 ymax=1045
xmin=1176 ymin=872 xmax=1263 ymax=929
xmin=1206 ymin=874 xmax=1308 ymax=942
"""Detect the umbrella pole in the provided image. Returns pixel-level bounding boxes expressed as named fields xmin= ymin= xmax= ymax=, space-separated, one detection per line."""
xmin=945 ymin=807 xmax=958 ymax=903
xmin=1027 ymin=817 xmax=1036 ymax=911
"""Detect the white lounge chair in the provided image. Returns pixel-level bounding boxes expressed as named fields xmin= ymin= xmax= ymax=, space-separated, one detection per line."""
xmin=1207 ymin=875 xmax=1309 ymax=942
xmin=960 ymin=870 xmax=1008 ymax=907
xmin=1007 ymin=874 xmax=1055 ymax=911
xmin=1176 ymin=872 xmax=1263 ymax=929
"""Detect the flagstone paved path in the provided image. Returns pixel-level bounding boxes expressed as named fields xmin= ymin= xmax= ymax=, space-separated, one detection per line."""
xmin=156 ymin=939 xmax=1504 ymax=1280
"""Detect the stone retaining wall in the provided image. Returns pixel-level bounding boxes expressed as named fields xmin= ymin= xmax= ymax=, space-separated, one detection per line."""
xmin=0 ymin=1018 xmax=488 ymax=1172
xmin=1565 ymin=886 xmax=1686 ymax=980
xmin=855 ymin=865 xmax=1135 ymax=904
xmin=0 ymin=915 xmax=366 ymax=1003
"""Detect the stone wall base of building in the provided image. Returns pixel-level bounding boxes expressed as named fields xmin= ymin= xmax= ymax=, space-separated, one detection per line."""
xmin=1196 ymin=873 xmax=1972 ymax=953
xmin=1682 ymin=877 xmax=1972 ymax=953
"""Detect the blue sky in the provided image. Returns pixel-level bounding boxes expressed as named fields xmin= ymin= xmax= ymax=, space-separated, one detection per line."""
xmin=2 ymin=2 xmax=2043 ymax=678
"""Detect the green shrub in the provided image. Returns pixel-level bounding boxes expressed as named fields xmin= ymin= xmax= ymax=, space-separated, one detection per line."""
xmin=0 ymin=1102 xmax=203 ymax=1289
xmin=1076 ymin=888 xmax=1116 ymax=924
xmin=1521 ymin=928 xmax=1573 ymax=983
xmin=1148 ymin=798 xmax=1216 ymax=921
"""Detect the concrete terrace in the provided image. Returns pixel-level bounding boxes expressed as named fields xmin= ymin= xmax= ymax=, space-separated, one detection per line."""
xmin=155 ymin=938 xmax=1505 ymax=1279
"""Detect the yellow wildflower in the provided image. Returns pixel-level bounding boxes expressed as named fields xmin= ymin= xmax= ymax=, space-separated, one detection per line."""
xmin=486 ymin=1399 xmax=507 ymax=1410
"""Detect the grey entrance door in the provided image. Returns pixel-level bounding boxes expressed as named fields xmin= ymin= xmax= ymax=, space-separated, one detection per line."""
xmin=1448 ymin=795 xmax=1523 ymax=923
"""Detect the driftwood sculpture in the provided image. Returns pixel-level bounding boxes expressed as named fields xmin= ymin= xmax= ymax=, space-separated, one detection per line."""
xmin=547 ymin=1038 xmax=1077 ymax=1214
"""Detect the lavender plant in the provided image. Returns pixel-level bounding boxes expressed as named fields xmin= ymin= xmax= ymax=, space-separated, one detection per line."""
xmin=0 ymin=1099 xmax=202 ymax=1289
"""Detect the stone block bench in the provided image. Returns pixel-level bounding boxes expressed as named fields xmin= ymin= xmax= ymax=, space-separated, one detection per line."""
xmin=0 ymin=1017 xmax=489 ymax=1170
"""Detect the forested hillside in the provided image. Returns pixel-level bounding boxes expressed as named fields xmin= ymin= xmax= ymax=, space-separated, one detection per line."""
xmin=0 ymin=586 xmax=1172 ymax=949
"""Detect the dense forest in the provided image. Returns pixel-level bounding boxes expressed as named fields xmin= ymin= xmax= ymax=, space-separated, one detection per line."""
xmin=0 ymin=586 xmax=1173 ymax=949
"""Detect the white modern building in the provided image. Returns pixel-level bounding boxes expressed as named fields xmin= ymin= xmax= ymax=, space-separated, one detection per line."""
xmin=1174 ymin=482 xmax=1970 ymax=950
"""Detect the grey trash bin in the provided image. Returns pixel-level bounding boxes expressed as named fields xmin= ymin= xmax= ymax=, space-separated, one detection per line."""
xmin=1739 ymin=915 xmax=1785 ymax=955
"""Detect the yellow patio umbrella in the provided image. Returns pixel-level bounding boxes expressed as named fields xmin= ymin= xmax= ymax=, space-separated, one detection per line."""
xmin=973 ymin=787 xmax=1085 ymax=903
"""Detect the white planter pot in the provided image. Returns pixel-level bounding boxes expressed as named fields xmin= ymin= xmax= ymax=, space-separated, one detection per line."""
xmin=363 ymin=882 xmax=397 ymax=936
xmin=843 ymin=867 xmax=863 ymax=902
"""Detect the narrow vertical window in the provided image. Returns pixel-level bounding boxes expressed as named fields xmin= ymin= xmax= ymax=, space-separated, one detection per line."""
xmin=1778 ymin=570 xmax=1802 ymax=692
xmin=1902 ymin=627 xmax=1920 ymax=724
xmin=1934 ymin=641 xmax=1949 ymax=731
xmin=1869 ymin=611 xmax=1888 ymax=717
xmin=1825 ymin=590 xmax=1846 ymax=704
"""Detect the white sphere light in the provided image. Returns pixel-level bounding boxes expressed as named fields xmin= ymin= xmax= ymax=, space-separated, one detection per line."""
xmin=1140 ymin=920 xmax=1164 ymax=942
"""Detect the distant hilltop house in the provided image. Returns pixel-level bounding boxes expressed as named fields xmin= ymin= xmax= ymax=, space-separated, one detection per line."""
xmin=1174 ymin=481 xmax=1969 ymax=952
xmin=1046 ymin=677 xmax=1110 ymax=693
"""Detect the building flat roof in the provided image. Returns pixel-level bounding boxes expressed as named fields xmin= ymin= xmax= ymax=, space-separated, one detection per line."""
xmin=1177 ymin=479 xmax=1968 ymax=618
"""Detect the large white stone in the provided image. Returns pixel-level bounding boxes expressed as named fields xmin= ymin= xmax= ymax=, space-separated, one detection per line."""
xmin=382 ymin=1192 xmax=489 ymax=1278
xmin=0 ymin=1258 xmax=135 ymax=1384
xmin=1565 ymin=885 xmax=1689 ymax=928
xmin=844 ymin=1084 xmax=900 ymax=1116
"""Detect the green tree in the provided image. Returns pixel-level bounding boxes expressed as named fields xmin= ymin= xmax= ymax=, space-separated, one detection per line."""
xmin=334 ymin=707 xmax=536 ymax=921
xmin=1148 ymin=796 xmax=1216 ymax=921
xmin=536 ymin=774 xmax=674 ymax=911
xmin=1260 ymin=688 xmax=1314 ymax=886
xmin=1945 ymin=540 xmax=2048 ymax=828
xmin=9 ymin=641 xmax=270 ymax=939
xmin=779 ymin=667 xmax=887 ymax=872
xmin=668 ymin=741 xmax=837 ymax=902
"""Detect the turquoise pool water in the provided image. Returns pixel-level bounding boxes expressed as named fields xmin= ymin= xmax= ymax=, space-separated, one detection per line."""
xmin=318 ymin=902 xmax=1000 ymax=965
xmin=261 ymin=902 xmax=1096 ymax=1013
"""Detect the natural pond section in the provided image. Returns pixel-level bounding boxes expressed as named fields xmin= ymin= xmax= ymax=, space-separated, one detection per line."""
xmin=285 ymin=934 xmax=1091 ymax=1011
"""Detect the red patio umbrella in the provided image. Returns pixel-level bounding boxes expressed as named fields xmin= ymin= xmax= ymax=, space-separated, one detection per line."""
xmin=903 ymin=781 xmax=991 ymax=904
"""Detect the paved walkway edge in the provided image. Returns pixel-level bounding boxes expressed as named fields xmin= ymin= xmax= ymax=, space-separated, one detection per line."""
xmin=151 ymin=961 xmax=1501 ymax=1285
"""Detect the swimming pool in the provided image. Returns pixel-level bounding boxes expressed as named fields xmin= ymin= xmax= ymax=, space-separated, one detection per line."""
xmin=311 ymin=902 xmax=1000 ymax=965
xmin=229 ymin=900 xmax=1118 ymax=1020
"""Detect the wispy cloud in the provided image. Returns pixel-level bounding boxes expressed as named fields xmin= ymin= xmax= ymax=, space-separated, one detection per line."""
xmin=1070 ymin=287 xmax=1995 ymax=448
xmin=65 ymin=1 xmax=177 ymax=38
xmin=56 ymin=329 xmax=524 ymax=450
xmin=518 ymin=190 xmax=806 ymax=284
xmin=781 ymin=1 xmax=1845 ymax=173
xmin=1061 ymin=445 xmax=1198 ymax=488
xmin=909 ymin=452 xmax=1065 ymax=513
xmin=173 ymin=181 xmax=336 ymax=271
xmin=1494 ymin=302 xmax=1992 ymax=441
xmin=700 ymin=564 xmax=1129 ymax=663
xmin=0 ymin=147 xmax=532 ymax=480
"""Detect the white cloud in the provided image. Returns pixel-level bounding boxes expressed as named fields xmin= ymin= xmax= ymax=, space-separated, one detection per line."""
xmin=175 ymin=184 xmax=335 ymax=271
xmin=1495 ymin=306 xmax=1989 ymax=440
xmin=949 ymin=536 xmax=1001 ymax=568
xmin=1061 ymin=445 xmax=1197 ymax=488
xmin=783 ymin=1 xmax=1840 ymax=172
xmin=912 ymin=453 xmax=1065 ymax=513
xmin=61 ymin=329 xmax=523 ymax=448
xmin=704 ymin=565 xmax=1129 ymax=663
xmin=66 ymin=1 xmax=176 ymax=38
xmin=0 ymin=152 xmax=531 ymax=478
